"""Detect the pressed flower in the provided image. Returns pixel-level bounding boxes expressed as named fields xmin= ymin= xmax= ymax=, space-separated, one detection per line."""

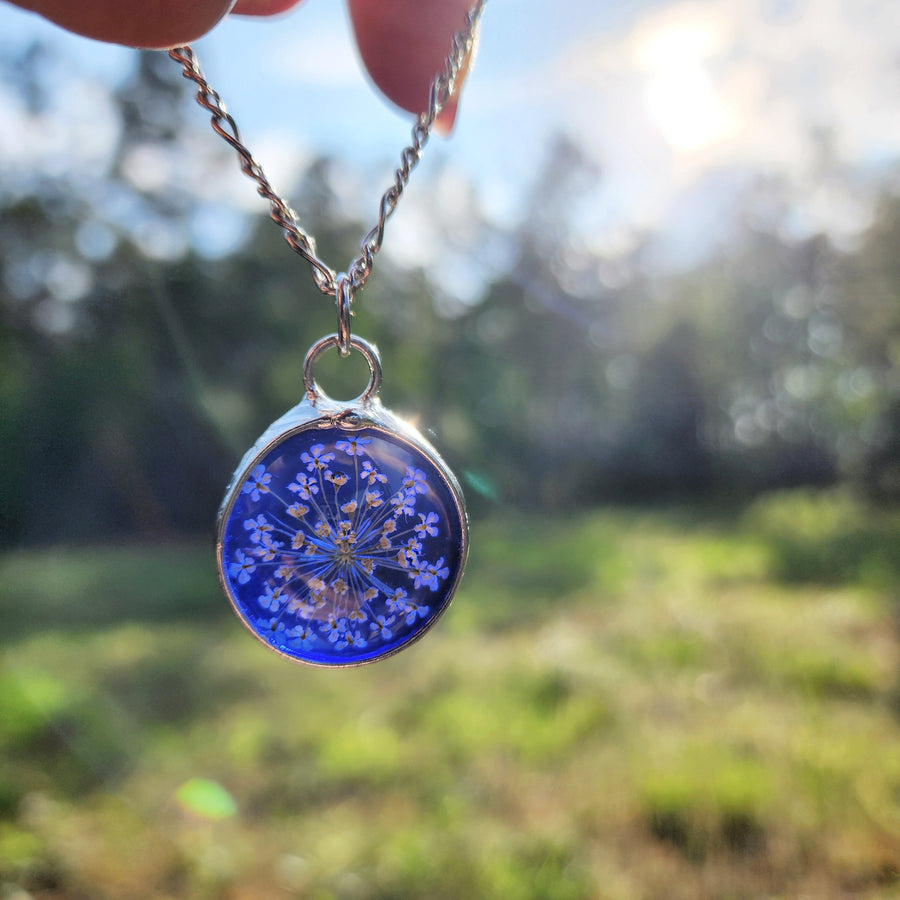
xmin=223 ymin=428 xmax=460 ymax=663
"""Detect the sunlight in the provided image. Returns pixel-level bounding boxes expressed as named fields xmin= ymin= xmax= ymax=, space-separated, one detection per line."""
xmin=632 ymin=13 xmax=735 ymax=152
xmin=644 ymin=64 xmax=732 ymax=151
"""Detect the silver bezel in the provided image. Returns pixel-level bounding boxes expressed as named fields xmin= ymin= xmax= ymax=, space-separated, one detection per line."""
xmin=215 ymin=393 xmax=469 ymax=668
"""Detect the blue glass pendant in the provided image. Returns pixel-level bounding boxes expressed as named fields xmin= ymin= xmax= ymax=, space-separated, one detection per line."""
xmin=217 ymin=336 xmax=467 ymax=666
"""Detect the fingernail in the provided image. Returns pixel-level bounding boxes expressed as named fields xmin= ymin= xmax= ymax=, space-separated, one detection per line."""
xmin=435 ymin=98 xmax=459 ymax=136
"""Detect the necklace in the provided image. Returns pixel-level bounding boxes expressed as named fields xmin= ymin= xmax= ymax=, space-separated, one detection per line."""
xmin=169 ymin=2 xmax=485 ymax=667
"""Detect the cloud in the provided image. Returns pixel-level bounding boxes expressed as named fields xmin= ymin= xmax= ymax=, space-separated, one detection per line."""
xmin=562 ymin=0 xmax=900 ymax=165
xmin=0 ymin=77 xmax=120 ymax=184
xmin=548 ymin=0 xmax=900 ymax=245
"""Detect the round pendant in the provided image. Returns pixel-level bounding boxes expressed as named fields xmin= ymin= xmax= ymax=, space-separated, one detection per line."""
xmin=216 ymin=336 xmax=467 ymax=666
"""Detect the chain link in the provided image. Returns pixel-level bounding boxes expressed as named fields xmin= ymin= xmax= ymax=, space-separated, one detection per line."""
xmin=169 ymin=0 xmax=485 ymax=304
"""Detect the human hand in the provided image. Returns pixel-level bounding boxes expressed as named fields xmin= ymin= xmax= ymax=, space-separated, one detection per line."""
xmin=6 ymin=0 xmax=477 ymax=126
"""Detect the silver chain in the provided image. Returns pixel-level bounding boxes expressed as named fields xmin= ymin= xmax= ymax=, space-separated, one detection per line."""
xmin=169 ymin=0 xmax=485 ymax=317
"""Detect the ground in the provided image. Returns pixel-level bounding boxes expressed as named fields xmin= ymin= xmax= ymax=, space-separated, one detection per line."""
xmin=1 ymin=490 xmax=899 ymax=899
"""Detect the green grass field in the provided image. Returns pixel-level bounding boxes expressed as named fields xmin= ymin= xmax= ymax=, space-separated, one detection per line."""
xmin=1 ymin=490 xmax=899 ymax=899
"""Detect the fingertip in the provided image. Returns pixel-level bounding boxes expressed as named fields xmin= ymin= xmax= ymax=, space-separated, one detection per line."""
xmin=348 ymin=0 xmax=475 ymax=125
xmin=434 ymin=98 xmax=459 ymax=136
xmin=231 ymin=0 xmax=306 ymax=17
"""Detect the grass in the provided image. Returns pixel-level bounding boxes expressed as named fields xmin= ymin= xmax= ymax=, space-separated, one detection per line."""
xmin=0 ymin=490 xmax=899 ymax=898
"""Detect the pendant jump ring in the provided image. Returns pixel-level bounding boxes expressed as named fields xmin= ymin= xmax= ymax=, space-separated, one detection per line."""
xmin=336 ymin=274 xmax=353 ymax=357
xmin=303 ymin=334 xmax=382 ymax=404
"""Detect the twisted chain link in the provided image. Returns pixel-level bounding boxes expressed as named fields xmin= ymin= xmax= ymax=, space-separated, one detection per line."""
xmin=169 ymin=0 xmax=485 ymax=304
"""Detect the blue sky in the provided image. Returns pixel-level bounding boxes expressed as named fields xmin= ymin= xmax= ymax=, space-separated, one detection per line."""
xmin=2 ymin=0 xmax=900 ymax=272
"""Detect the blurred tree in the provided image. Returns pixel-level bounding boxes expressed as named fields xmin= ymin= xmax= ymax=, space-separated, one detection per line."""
xmin=2 ymin=45 xmax=899 ymax=547
xmin=0 ymin=46 xmax=462 ymax=544
xmin=832 ymin=192 xmax=900 ymax=500
xmin=609 ymin=320 xmax=712 ymax=498
xmin=0 ymin=48 xmax=244 ymax=544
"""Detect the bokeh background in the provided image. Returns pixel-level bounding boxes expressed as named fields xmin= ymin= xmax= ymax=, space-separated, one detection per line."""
xmin=1 ymin=0 xmax=900 ymax=897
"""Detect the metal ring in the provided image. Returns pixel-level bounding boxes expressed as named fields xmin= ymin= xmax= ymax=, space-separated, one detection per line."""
xmin=335 ymin=274 xmax=353 ymax=357
xmin=303 ymin=334 xmax=382 ymax=404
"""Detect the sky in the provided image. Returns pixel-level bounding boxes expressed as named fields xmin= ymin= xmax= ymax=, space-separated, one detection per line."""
xmin=1 ymin=0 xmax=900 ymax=273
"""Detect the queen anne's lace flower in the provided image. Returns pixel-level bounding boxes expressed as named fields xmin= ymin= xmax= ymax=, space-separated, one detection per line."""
xmin=241 ymin=465 xmax=272 ymax=502
xmin=222 ymin=426 xmax=462 ymax=664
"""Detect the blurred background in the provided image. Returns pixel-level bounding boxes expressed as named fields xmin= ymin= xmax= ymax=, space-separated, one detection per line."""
xmin=1 ymin=0 xmax=899 ymax=897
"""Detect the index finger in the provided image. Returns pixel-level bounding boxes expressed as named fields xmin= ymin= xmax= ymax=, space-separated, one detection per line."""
xmin=7 ymin=0 xmax=304 ymax=48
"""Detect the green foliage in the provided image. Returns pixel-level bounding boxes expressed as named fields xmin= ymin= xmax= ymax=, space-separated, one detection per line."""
xmin=455 ymin=515 xmax=619 ymax=631
xmin=638 ymin=743 xmax=773 ymax=860
xmin=1 ymin=494 xmax=899 ymax=898
xmin=0 ymin=544 xmax=220 ymax=639
xmin=0 ymin=670 xmax=70 ymax=748
xmin=173 ymin=778 xmax=237 ymax=821
xmin=410 ymin=669 xmax=615 ymax=764
xmin=745 ymin=488 xmax=900 ymax=586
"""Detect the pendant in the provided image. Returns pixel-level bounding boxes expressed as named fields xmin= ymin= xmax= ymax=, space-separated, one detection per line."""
xmin=216 ymin=335 xmax=468 ymax=666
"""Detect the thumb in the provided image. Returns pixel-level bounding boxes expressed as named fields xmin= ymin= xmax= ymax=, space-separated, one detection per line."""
xmin=347 ymin=0 xmax=478 ymax=132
